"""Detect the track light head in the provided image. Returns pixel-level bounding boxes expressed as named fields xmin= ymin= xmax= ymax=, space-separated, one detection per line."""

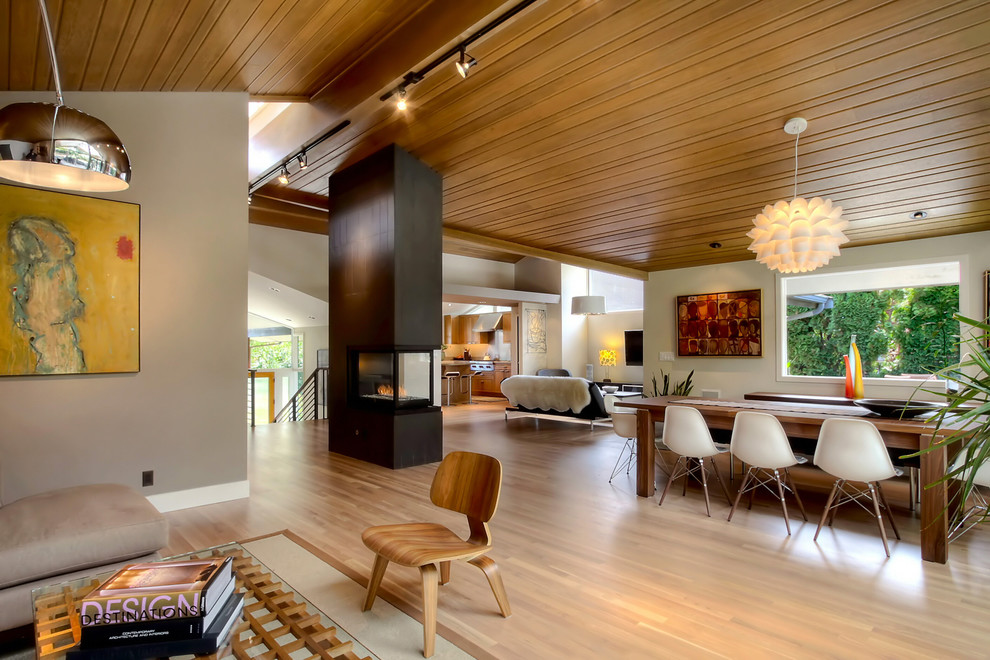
xmin=297 ymin=153 xmax=307 ymax=170
xmin=455 ymin=48 xmax=478 ymax=78
xmin=278 ymin=165 xmax=289 ymax=185
xmin=396 ymin=87 xmax=408 ymax=111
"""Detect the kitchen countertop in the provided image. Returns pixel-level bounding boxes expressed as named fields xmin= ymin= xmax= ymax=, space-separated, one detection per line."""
xmin=441 ymin=359 xmax=511 ymax=365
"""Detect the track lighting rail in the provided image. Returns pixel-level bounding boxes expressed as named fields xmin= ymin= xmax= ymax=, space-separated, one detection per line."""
xmin=248 ymin=119 xmax=350 ymax=195
xmin=379 ymin=0 xmax=539 ymax=103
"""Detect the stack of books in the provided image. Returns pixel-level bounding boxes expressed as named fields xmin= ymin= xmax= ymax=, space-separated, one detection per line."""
xmin=67 ymin=556 xmax=243 ymax=659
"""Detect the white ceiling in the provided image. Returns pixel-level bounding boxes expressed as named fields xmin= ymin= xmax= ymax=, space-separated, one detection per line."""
xmin=247 ymin=272 xmax=328 ymax=328
xmin=248 ymin=223 xmax=329 ymax=329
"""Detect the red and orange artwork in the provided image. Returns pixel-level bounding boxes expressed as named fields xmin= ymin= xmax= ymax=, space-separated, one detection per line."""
xmin=675 ymin=289 xmax=762 ymax=357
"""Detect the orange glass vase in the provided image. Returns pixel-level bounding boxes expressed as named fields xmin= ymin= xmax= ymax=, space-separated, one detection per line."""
xmin=844 ymin=355 xmax=854 ymax=398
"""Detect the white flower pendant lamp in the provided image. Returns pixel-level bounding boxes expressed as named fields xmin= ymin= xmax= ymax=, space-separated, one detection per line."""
xmin=747 ymin=118 xmax=847 ymax=273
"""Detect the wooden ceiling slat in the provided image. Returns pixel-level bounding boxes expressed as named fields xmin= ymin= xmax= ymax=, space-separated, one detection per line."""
xmin=101 ymin=0 xmax=152 ymax=90
xmin=111 ymin=1 xmax=187 ymax=90
xmin=81 ymin=0 xmax=135 ymax=90
xmin=423 ymin=0 xmax=943 ymax=176
xmin=450 ymin=17 xmax=982 ymax=217
xmin=141 ymin=0 xmax=223 ymax=91
xmin=211 ymin=0 xmax=309 ymax=92
xmin=30 ymin=0 xmax=61 ymax=91
xmin=0 ymin=0 xmax=10 ymax=89
xmin=4 ymin=1 xmax=988 ymax=272
xmin=255 ymin=0 xmax=414 ymax=97
xmin=446 ymin=113 xmax=990 ymax=242
xmin=439 ymin=75 xmax=989 ymax=241
xmin=441 ymin=49 xmax=990 ymax=214
xmin=9 ymin=2 xmax=40 ymax=90
xmin=151 ymin=0 xmax=234 ymax=91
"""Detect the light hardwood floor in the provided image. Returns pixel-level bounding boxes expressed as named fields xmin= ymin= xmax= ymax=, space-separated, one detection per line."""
xmin=165 ymin=402 xmax=990 ymax=659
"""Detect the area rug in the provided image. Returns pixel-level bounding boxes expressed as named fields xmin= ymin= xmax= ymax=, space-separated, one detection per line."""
xmin=241 ymin=531 xmax=478 ymax=660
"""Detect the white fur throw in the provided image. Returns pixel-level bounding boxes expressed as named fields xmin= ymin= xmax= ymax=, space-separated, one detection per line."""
xmin=500 ymin=375 xmax=592 ymax=413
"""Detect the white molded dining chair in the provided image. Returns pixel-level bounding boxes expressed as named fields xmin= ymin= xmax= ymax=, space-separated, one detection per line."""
xmin=727 ymin=411 xmax=808 ymax=534
xmin=948 ymin=449 xmax=990 ymax=542
xmin=658 ymin=406 xmax=732 ymax=516
xmin=609 ymin=412 xmax=669 ymax=483
xmin=813 ymin=418 xmax=901 ymax=556
xmin=609 ymin=412 xmax=638 ymax=483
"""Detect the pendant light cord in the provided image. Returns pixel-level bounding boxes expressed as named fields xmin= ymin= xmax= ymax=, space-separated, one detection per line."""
xmin=38 ymin=0 xmax=63 ymax=106
xmin=793 ymin=130 xmax=801 ymax=200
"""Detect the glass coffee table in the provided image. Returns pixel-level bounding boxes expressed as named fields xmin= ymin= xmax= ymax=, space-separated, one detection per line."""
xmin=32 ymin=543 xmax=378 ymax=659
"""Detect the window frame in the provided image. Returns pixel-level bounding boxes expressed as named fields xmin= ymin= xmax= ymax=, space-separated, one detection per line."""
xmin=774 ymin=255 xmax=968 ymax=389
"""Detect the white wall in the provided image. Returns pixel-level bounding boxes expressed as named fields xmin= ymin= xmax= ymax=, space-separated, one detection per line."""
xmin=298 ymin=325 xmax=329 ymax=376
xmin=0 ymin=92 xmax=248 ymax=506
xmin=644 ymin=231 xmax=990 ymax=400
xmin=588 ymin=310 xmax=644 ymax=385
xmin=249 ymin=224 xmax=328 ymax=301
xmin=560 ymin=264 xmax=588 ymax=377
xmin=443 ymin=254 xmax=515 ymax=288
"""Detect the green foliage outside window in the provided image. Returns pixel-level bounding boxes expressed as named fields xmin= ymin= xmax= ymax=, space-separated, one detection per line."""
xmin=787 ymin=286 xmax=959 ymax=378
xmin=250 ymin=337 xmax=293 ymax=369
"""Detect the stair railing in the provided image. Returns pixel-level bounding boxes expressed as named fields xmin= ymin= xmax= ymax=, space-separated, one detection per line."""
xmin=274 ymin=367 xmax=329 ymax=423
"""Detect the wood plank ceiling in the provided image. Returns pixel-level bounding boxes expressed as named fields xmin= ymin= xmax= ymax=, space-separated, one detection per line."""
xmin=4 ymin=0 xmax=989 ymax=275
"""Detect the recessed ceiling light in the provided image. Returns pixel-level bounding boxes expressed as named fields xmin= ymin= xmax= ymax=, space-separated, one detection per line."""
xmin=308 ymin=315 xmax=316 ymax=320
xmin=269 ymin=287 xmax=280 ymax=293
xmin=911 ymin=211 xmax=928 ymax=220
xmin=285 ymin=318 xmax=292 ymax=322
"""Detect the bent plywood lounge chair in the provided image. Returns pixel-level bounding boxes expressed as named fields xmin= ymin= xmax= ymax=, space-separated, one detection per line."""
xmin=361 ymin=451 xmax=511 ymax=657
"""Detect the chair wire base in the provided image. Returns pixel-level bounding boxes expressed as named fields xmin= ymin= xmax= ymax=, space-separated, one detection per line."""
xmin=948 ymin=487 xmax=989 ymax=542
xmin=658 ymin=455 xmax=732 ymax=516
xmin=814 ymin=479 xmax=901 ymax=556
xmin=727 ymin=466 xmax=807 ymax=535
xmin=609 ymin=439 xmax=636 ymax=483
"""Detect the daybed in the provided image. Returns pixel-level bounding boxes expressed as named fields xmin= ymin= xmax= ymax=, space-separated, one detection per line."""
xmin=0 ymin=457 xmax=170 ymax=632
xmin=501 ymin=375 xmax=609 ymax=427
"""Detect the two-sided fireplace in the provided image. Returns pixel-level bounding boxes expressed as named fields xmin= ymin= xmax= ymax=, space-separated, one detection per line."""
xmin=349 ymin=347 xmax=434 ymax=411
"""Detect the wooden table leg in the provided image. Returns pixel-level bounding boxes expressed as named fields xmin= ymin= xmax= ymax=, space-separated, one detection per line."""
xmin=636 ymin=409 xmax=655 ymax=497
xmin=920 ymin=444 xmax=949 ymax=563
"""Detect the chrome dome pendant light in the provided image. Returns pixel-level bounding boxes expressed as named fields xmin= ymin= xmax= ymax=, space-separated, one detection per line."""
xmin=747 ymin=118 xmax=846 ymax=273
xmin=0 ymin=0 xmax=131 ymax=192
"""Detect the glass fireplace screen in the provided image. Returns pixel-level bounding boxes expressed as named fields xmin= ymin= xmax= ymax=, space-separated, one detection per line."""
xmin=349 ymin=348 xmax=434 ymax=410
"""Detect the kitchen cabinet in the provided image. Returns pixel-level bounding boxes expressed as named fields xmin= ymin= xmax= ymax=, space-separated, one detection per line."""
xmin=443 ymin=315 xmax=452 ymax=344
xmin=495 ymin=363 xmax=511 ymax=390
xmin=472 ymin=362 xmax=511 ymax=396
xmin=454 ymin=315 xmax=480 ymax=344
xmin=472 ymin=371 xmax=496 ymax=395
xmin=502 ymin=313 xmax=512 ymax=343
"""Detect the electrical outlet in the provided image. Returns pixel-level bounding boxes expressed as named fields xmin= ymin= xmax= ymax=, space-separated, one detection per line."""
xmin=142 ymin=470 xmax=154 ymax=487
xmin=658 ymin=352 xmax=675 ymax=361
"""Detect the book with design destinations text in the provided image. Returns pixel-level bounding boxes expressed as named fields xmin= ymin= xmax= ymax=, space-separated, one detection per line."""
xmin=79 ymin=578 xmax=236 ymax=648
xmin=68 ymin=591 xmax=244 ymax=660
xmin=79 ymin=555 xmax=234 ymax=627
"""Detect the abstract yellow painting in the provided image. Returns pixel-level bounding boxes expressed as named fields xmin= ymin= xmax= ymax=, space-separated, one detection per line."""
xmin=0 ymin=183 xmax=139 ymax=376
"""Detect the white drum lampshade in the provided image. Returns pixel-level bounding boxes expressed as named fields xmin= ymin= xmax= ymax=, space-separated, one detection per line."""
xmin=571 ymin=295 xmax=606 ymax=315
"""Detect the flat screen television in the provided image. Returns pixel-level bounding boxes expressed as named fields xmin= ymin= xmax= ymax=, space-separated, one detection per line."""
xmin=624 ymin=330 xmax=643 ymax=366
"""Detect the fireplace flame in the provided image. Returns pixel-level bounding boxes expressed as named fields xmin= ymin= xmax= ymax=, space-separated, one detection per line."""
xmin=377 ymin=384 xmax=407 ymax=397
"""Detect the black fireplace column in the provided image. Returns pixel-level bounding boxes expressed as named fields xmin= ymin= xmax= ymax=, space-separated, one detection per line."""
xmin=327 ymin=145 xmax=443 ymax=468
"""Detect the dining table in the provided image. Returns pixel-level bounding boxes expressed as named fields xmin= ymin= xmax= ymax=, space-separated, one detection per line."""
xmin=615 ymin=395 xmax=960 ymax=563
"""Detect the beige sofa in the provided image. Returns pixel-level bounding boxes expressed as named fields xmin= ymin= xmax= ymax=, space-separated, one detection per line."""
xmin=0 ymin=458 xmax=169 ymax=631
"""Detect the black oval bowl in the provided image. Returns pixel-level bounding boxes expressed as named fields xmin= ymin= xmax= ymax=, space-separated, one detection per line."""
xmin=853 ymin=398 xmax=947 ymax=418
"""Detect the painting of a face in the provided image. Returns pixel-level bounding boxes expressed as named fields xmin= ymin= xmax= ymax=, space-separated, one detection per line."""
xmin=0 ymin=184 xmax=139 ymax=376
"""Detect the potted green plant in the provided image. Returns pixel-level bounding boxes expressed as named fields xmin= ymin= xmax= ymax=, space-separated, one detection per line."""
xmin=652 ymin=369 xmax=694 ymax=397
xmin=908 ymin=314 xmax=990 ymax=525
